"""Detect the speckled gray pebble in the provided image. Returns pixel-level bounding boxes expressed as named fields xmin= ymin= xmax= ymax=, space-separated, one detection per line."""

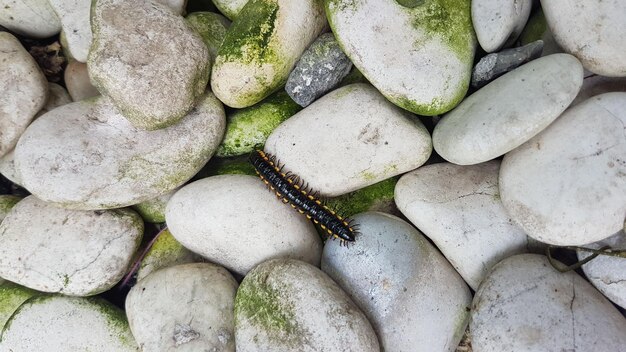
xmin=285 ymin=33 xmax=352 ymax=107
xmin=471 ymin=40 xmax=544 ymax=88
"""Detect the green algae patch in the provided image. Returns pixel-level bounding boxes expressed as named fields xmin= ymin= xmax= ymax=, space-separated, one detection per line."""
xmin=137 ymin=228 xmax=197 ymax=281
xmin=520 ymin=9 xmax=547 ymax=45
xmin=235 ymin=268 xmax=303 ymax=344
xmin=133 ymin=195 xmax=169 ymax=223
xmin=325 ymin=177 xmax=398 ymax=217
xmin=410 ymin=0 xmax=474 ymax=61
xmin=218 ymin=0 xmax=280 ymax=65
xmin=0 ymin=282 xmax=41 ymax=332
xmin=0 ymin=195 xmax=21 ymax=221
xmin=88 ymin=297 xmax=137 ymax=349
xmin=186 ymin=11 xmax=231 ymax=58
xmin=217 ymin=91 xmax=301 ymax=157
xmin=197 ymin=156 xmax=257 ymax=179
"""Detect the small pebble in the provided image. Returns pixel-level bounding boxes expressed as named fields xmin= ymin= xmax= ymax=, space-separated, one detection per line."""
xmin=0 ymin=196 xmax=143 ymax=296
xmin=471 ymin=0 xmax=532 ymax=52
xmin=235 ymin=258 xmax=380 ymax=352
xmin=0 ymin=0 xmax=61 ymax=38
xmin=322 ymin=212 xmax=471 ymax=352
xmin=0 ymin=295 xmax=139 ymax=351
xmin=471 ymin=40 xmax=544 ymax=88
xmin=471 ymin=254 xmax=626 ymax=352
xmin=285 ymin=32 xmax=353 ymax=107
xmin=126 ymin=263 xmax=237 ymax=351
xmin=165 ymin=175 xmax=322 ymax=275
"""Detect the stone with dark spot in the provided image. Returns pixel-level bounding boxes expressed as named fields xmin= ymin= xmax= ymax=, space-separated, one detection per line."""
xmin=285 ymin=33 xmax=352 ymax=107
xmin=471 ymin=40 xmax=543 ymax=89
xmin=126 ymin=263 xmax=237 ymax=351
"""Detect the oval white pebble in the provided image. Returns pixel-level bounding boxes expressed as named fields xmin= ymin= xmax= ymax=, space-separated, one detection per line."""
xmin=578 ymin=228 xmax=626 ymax=309
xmin=165 ymin=175 xmax=322 ymax=275
xmin=235 ymin=258 xmax=380 ymax=352
xmin=265 ymin=83 xmax=432 ymax=196
xmin=0 ymin=0 xmax=61 ymax=38
xmin=500 ymin=92 xmax=626 ymax=246
xmin=471 ymin=254 xmax=626 ymax=351
xmin=15 ymin=92 xmax=225 ymax=210
xmin=0 ymin=32 xmax=48 ymax=158
xmin=89 ymin=0 xmax=210 ymax=129
xmin=126 ymin=263 xmax=238 ymax=352
xmin=541 ymin=0 xmax=626 ymax=77
xmin=395 ymin=161 xmax=530 ymax=290
xmin=471 ymin=0 xmax=532 ymax=52
xmin=327 ymin=0 xmax=476 ymax=115
xmin=322 ymin=212 xmax=471 ymax=352
xmin=433 ymin=54 xmax=583 ymax=165
xmin=0 ymin=295 xmax=139 ymax=351
xmin=64 ymin=60 xmax=100 ymax=101
xmin=0 ymin=196 xmax=143 ymax=296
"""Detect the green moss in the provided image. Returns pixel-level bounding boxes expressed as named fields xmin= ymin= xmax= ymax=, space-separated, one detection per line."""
xmin=133 ymin=197 xmax=168 ymax=223
xmin=338 ymin=66 xmax=369 ymax=86
xmin=520 ymin=9 xmax=547 ymax=45
xmin=137 ymin=229 xmax=196 ymax=280
xmin=396 ymin=0 xmax=424 ymax=8
xmin=325 ymin=177 xmax=398 ymax=216
xmin=0 ymin=282 xmax=41 ymax=332
xmin=217 ymin=91 xmax=301 ymax=157
xmin=186 ymin=12 xmax=231 ymax=58
xmin=217 ymin=0 xmax=279 ymax=65
xmin=197 ymin=156 xmax=257 ymax=178
xmin=88 ymin=297 xmax=137 ymax=348
xmin=235 ymin=269 xmax=300 ymax=341
xmin=0 ymin=195 xmax=21 ymax=220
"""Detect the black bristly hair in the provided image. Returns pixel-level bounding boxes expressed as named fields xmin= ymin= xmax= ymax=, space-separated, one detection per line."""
xmin=249 ymin=149 xmax=357 ymax=245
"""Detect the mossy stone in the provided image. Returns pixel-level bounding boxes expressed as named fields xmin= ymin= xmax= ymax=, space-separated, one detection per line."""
xmin=186 ymin=11 xmax=231 ymax=59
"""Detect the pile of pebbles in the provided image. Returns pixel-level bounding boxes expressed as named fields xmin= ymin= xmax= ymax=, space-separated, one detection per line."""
xmin=0 ymin=0 xmax=625 ymax=351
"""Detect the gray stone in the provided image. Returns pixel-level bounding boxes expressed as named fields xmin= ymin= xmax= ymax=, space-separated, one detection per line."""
xmin=471 ymin=40 xmax=544 ymax=88
xmin=285 ymin=33 xmax=352 ymax=107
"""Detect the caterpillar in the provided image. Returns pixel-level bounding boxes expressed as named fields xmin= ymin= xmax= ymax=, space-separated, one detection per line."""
xmin=249 ymin=149 xmax=357 ymax=245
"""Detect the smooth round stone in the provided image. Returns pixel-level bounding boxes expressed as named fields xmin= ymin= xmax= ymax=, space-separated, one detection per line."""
xmin=15 ymin=92 xmax=225 ymax=210
xmin=216 ymin=91 xmax=301 ymax=157
xmin=0 ymin=32 xmax=48 ymax=158
xmin=89 ymin=0 xmax=210 ymax=129
xmin=0 ymin=195 xmax=20 ymax=222
xmin=64 ymin=60 xmax=100 ymax=101
xmin=395 ymin=161 xmax=529 ymax=290
xmin=211 ymin=0 xmax=327 ymax=108
xmin=133 ymin=189 xmax=176 ymax=223
xmin=136 ymin=228 xmax=199 ymax=282
xmin=433 ymin=54 xmax=583 ymax=165
xmin=127 ymin=263 xmax=237 ymax=351
xmin=0 ymin=281 xmax=40 ymax=331
xmin=577 ymin=229 xmax=626 ymax=309
xmin=186 ymin=11 xmax=231 ymax=59
xmin=471 ymin=0 xmax=532 ymax=53
xmin=541 ymin=0 xmax=626 ymax=77
xmin=0 ymin=0 xmax=61 ymax=38
xmin=0 ymin=295 xmax=138 ymax=351
xmin=322 ymin=212 xmax=471 ymax=352
xmin=211 ymin=0 xmax=248 ymax=20
xmin=0 ymin=196 xmax=143 ymax=296
xmin=265 ymin=83 xmax=432 ymax=196
xmin=48 ymin=0 xmax=92 ymax=63
xmin=500 ymin=93 xmax=626 ymax=246
xmin=326 ymin=0 xmax=476 ymax=115
xmin=165 ymin=175 xmax=322 ymax=275
xmin=235 ymin=258 xmax=380 ymax=352
xmin=0 ymin=83 xmax=72 ymax=186
xmin=471 ymin=254 xmax=626 ymax=351
xmin=571 ymin=75 xmax=626 ymax=106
